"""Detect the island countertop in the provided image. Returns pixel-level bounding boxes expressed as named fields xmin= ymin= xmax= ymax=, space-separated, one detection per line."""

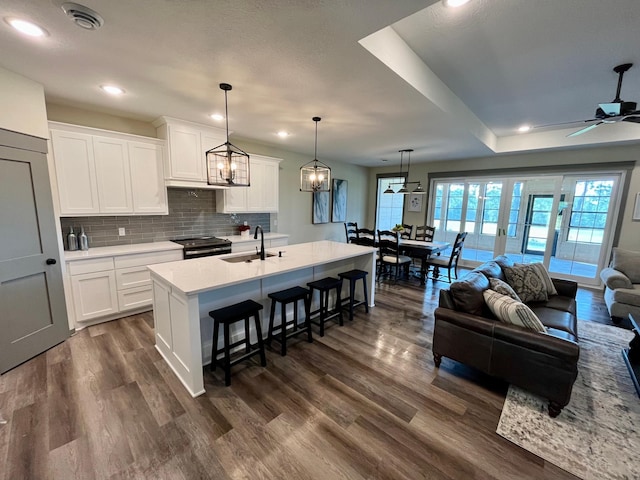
xmin=148 ymin=240 xmax=376 ymax=296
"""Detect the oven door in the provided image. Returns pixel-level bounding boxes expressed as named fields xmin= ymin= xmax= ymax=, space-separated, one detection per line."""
xmin=183 ymin=245 xmax=232 ymax=259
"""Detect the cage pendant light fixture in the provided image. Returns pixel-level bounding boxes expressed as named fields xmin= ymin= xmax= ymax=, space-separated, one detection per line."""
xmin=300 ymin=117 xmax=331 ymax=192
xmin=207 ymin=83 xmax=250 ymax=186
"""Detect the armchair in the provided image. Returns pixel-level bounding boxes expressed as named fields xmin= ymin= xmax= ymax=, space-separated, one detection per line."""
xmin=599 ymin=247 xmax=640 ymax=323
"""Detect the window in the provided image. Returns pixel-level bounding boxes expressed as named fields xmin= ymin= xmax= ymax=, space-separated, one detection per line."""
xmin=433 ymin=184 xmax=444 ymax=230
xmin=376 ymin=176 xmax=405 ymax=231
xmin=480 ymin=183 xmax=502 ymax=235
xmin=568 ymin=180 xmax=613 ymax=244
xmin=507 ymin=182 xmax=522 ymax=237
xmin=445 ymin=183 xmax=464 ymax=232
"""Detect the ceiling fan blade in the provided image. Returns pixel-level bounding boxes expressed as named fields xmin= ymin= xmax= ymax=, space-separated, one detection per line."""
xmin=533 ymin=119 xmax=597 ymax=129
xmin=622 ymin=116 xmax=640 ymax=124
xmin=567 ymin=121 xmax=603 ymax=137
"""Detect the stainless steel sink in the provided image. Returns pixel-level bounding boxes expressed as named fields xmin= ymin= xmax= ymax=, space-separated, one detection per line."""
xmin=221 ymin=252 xmax=277 ymax=263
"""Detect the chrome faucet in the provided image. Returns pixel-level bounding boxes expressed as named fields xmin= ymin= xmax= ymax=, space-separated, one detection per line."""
xmin=254 ymin=225 xmax=265 ymax=260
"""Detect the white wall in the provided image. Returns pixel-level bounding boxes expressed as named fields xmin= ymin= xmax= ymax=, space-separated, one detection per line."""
xmin=0 ymin=66 xmax=48 ymax=138
xmin=368 ymin=145 xmax=640 ymax=250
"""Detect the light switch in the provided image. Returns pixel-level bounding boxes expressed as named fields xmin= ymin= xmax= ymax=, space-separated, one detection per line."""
xmin=118 ymin=227 xmax=125 ymax=236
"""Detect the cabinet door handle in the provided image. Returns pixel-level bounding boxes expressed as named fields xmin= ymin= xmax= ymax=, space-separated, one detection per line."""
xmin=46 ymin=258 xmax=57 ymax=265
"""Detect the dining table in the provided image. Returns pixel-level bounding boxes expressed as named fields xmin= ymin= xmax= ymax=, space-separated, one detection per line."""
xmin=398 ymin=239 xmax=451 ymax=285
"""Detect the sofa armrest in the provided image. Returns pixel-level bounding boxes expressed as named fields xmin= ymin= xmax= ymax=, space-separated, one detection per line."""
xmin=551 ymin=278 xmax=578 ymax=298
xmin=493 ymin=322 xmax=579 ymax=363
xmin=599 ymin=267 xmax=633 ymax=290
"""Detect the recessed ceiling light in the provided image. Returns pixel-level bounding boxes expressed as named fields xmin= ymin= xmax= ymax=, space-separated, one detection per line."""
xmin=210 ymin=113 xmax=224 ymax=121
xmin=6 ymin=18 xmax=48 ymax=37
xmin=518 ymin=125 xmax=531 ymax=133
xmin=277 ymin=131 xmax=289 ymax=138
xmin=442 ymin=0 xmax=472 ymax=7
xmin=100 ymin=85 xmax=125 ymax=95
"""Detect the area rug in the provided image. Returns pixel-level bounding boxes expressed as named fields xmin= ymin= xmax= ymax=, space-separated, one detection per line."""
xmin=496 ymin=320 xmax=640 ymax=480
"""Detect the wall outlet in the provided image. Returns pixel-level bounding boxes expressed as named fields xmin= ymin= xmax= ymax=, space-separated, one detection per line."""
xmin=118 ymin=227 xmax=125 ymax=236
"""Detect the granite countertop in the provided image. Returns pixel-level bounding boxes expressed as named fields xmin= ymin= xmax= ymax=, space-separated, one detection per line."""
xmin=64 ymin=241 xmax=183 ymax=261
xmin=148 ymin=240 xmax=376 ymax=296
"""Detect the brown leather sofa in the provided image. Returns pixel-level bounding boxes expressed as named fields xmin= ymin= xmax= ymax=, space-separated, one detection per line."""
xmin=433 ymin=256 xmax=580 ymax=417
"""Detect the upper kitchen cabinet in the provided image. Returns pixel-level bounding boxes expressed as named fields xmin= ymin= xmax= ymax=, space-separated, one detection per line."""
xmin=152 ymin=116 xmax=227 ymax=188
xmin=216 ymin=154 xmax=281 ymax=213
xmin=49 ymin=122 xmax=168 ymax=216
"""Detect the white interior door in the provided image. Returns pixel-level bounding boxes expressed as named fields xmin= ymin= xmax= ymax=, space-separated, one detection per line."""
xmin=0 ymin=131 xmax=69 ymax=374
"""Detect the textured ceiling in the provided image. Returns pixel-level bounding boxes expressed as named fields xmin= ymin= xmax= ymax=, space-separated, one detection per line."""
xmin=1 ymin=0 xmax=639 ymax=167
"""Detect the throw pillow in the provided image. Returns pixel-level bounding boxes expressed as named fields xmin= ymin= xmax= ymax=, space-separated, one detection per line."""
xmin=611 ymin=248 xmax=640 ymax=284
xmin=489 ymin=277 xmax=521 ymax=301
xmin=503 ymin=263 xmax=548 ymax=303
xmin=516 ymin=262 xmax=557 ymax=297
xmin=483 ymin=289 xmax=546 ymax=333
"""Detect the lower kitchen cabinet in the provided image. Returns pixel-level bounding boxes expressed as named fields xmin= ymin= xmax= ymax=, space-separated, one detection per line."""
xmin=65 ymin=246 xmax=182 ymax=329
xmin=70 ymin=269 xmax=119 ymax=322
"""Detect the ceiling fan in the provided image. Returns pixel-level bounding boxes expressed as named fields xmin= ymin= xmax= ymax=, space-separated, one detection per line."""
xmin=537 ymin=63 xmax=640 ymax=137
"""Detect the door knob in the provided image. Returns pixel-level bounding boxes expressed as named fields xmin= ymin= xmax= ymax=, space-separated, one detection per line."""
xmin=46 ymin=258 xmax=57 ymax=265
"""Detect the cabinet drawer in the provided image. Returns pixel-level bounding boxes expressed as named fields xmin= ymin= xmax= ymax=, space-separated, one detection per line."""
xmin=117 ymin=285 xmax=153 ymax=311
xmin=116 ymin=266 xmax=151 ymax=290
xmin=68 ymin=257 xmax=115 ymax=275
xmin=114 ymin=250 xmax=182 ymax=269
xmin=231 ymin=241 xmax=259 ymax=253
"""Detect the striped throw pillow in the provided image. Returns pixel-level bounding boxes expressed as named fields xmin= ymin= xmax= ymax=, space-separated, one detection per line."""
xmin=483 ymin=289 xmax=546 ymax=333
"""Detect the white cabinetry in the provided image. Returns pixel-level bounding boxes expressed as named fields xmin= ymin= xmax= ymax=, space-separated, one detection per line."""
xmin=216 ymin=154 xmax=281 ymax=213
xmin=65 ymin=247 xmax=182 ymax=328
xmin=50 ymin=122 xmax=167 ymax=216
xmin=152 ymin=116 xmax=227 ymax=188
xmin=230 ymin=236 xmax=289 ymax=253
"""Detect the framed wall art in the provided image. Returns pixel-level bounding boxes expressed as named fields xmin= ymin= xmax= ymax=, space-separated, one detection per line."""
xmin=408 ymin=193 xmax=423 ymax=212
xmin=331 ymin=179 xmax=347 ymax=222
xmin=313 ymin=191 xmax=330 ymax=224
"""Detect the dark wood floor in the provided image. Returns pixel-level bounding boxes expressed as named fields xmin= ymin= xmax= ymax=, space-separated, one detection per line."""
xmin=0 ymin=273 xmax=617 ymax=480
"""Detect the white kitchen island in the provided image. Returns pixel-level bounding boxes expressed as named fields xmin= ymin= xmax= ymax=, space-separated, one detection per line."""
xmin=148 ymin=240 xmax=377 ymax=396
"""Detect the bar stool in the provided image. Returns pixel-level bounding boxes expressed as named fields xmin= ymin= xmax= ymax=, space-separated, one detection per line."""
xmin=338 ymin=269 xmax=369 ymax=321
xmin=208 ymin=299 xmax=266 ymax=386
xmin=307 ymin=277 xmax=344 ymax=337
xmin=267 ymin=286 xmax=313 ymax=356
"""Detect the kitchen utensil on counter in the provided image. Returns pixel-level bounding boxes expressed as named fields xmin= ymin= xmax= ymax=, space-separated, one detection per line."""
xmin=79 ymin=226 xmax=89 ymax=251
xmin=67 ymin=226 xmax=78 ymax=251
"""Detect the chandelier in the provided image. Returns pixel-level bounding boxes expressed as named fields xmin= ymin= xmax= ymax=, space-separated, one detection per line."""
xmin=300 ymin=117 xmax=331 ymax=192
xmin=206 ymin=83 xmax=250 ymax=186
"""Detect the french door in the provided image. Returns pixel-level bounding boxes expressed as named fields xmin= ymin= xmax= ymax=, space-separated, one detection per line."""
xmin=429 ymin=172 xmax=624 ymax=285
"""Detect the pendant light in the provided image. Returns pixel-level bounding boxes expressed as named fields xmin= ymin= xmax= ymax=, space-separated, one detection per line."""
xmin=383 ymin=148 xmax=426 ymax=194
xmin=300 ymin=117 xmax=331 ymax=192
xmin=206 ymin=83 xmax=250 ymax=186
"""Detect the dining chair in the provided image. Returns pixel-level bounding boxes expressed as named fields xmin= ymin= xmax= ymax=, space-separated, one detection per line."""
xmin=400 ymin=224 xmax=414 ymax=240
xmin=351 ymin=228 xmax=376 ymax=247
xmin=344 ymin=222 xmax=358 ymax=243
xmin=377 ymin=229 xmax=412 ymax=281
xmin=415 ymin=225 xmax=436 ymax=242
xmin=424 ymin=232 xmax=467 ymax=283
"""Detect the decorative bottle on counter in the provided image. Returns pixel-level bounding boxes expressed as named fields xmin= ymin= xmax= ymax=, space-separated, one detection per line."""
xmin=67 ymin=226 xmax=78 ymax=251
xmin=78 ymin=226 xmax=89 ymax=251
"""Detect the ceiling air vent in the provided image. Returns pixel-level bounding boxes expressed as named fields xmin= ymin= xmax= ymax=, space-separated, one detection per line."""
xmin=61 ymin=3 xmax=104 ymax=30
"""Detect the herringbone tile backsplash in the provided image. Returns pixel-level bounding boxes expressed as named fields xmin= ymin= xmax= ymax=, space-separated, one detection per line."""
xmin=60 ymin=188 xmax=270 ymax=248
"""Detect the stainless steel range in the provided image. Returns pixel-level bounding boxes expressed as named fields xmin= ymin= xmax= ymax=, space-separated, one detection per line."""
xmin=171 ymin=236 xmax=232 ymax=259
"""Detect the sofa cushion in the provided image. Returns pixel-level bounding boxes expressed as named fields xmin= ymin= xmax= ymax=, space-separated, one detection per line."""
xmin=529 ymin=295 xmax=577 ymax=317
xmin=610 ymin=285 xmax=640 ymax=307
xmin=473 ymin=261 xmax=504 ymax=281
xmin=449 ymin=271 xmax=490 ymax=316
xmin=530 ymin=306 xmax=577 ymax=337
xmin=518 ymin=262 xmax=558 ymax=296
xmin=600 ymin=267 xmax=633 ymax=290
xmin=494 ymin=255 xmax=514 ymax=269
xmin=545 ymin=327 xmax=578 ymax=344
xmin=489 ymin=277 xmax=521 ymax=301
xmin=611 ymin=248 xmax=640 ymax=284
xmin=503 ymin=263 xmax=549 ymax=303
xmin=483 ymin=289 xmax=546 ymax=333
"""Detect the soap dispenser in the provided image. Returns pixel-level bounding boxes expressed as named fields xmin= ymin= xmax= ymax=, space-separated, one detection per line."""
xmin=78 ymin=226 xmax=89 ymax=251
xmin=67 ymin=226 xmax=78 ymax=251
